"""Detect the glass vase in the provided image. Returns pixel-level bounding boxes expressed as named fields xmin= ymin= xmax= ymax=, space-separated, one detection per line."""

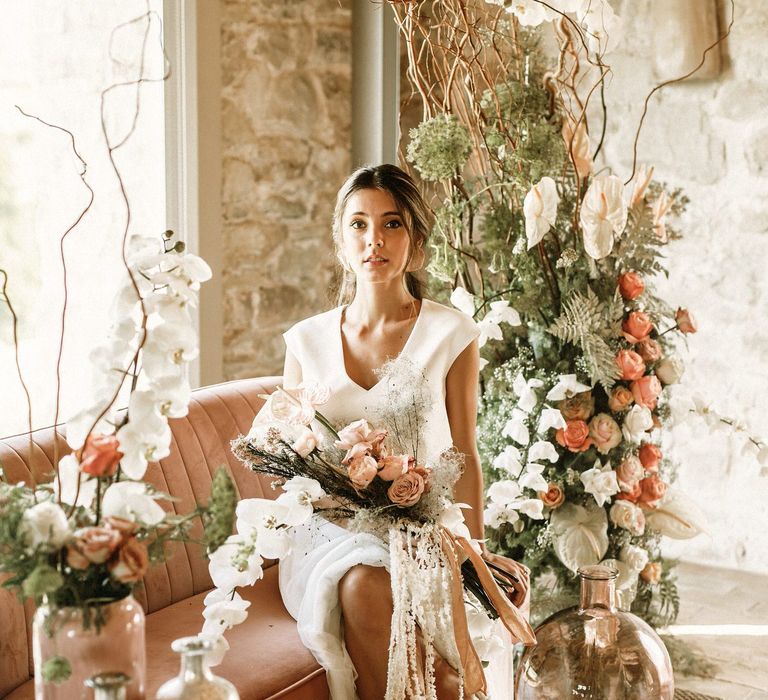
xmin=155 ymin=637 xmax=239 ymax=699
xmin=32 ymin=595 xmax=146 ymax=700
xmin=85 ymin=672 xmax=132 ymax=700
xmin=515 ymin=564 xmax=674 ymax=699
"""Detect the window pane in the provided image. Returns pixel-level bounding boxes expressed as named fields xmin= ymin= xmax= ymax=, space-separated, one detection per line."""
xmin=0 ymin=0 xmax=166 ymax=436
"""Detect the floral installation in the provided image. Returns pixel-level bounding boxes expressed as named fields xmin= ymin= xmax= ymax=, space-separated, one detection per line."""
xmin=201 ymin=360 xmax=534 ymax=700
xmin=390 ymin=0 xmax=761 ymax=635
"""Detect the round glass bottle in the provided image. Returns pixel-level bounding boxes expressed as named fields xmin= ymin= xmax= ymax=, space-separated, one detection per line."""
xmin=155 ymin=637 xmax=239 ymax=700
xmin=515 ymin=564 xmax=674 ymax=699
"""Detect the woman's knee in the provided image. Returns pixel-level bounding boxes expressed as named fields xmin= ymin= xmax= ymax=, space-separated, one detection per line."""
xmin=339 ymin=564 xmax=392 ymax=621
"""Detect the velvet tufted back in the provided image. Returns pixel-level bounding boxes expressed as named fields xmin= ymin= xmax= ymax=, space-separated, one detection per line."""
xmin=0 ymin=377 xmax=280 ymax=697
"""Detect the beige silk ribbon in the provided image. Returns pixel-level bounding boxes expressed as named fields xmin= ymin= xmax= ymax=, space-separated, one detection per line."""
xmin=440 ymin=530 xmax=537 ymax=696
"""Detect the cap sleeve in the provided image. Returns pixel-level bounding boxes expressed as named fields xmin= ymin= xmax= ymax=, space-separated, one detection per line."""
xmin=444 ymin=309 xmax=481 ymax=371
xmin=283 ymin=324 xmax=302 ymax=364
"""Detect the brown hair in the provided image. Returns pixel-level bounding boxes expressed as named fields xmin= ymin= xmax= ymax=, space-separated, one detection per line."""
xmin=332 ymin=164 xmax=432 ymax=305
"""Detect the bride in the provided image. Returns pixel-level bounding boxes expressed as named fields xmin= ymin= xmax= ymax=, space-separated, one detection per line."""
xmin=275 ymin=164 xmax=528 ymax=699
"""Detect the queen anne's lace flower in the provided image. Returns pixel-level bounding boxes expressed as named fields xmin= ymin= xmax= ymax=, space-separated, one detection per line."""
xmin=406 ymin=114 xmax=472 ymax=182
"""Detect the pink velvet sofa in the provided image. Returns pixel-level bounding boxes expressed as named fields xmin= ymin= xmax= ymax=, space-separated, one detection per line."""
xmin=0 ymin=378 xmax=329 ymax=699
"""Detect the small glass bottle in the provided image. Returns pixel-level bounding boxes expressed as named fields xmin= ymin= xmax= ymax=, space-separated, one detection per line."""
xmin=155 ymin=637 xmax=239 ymax=700
xmin=515 ymin=564 xmax=674 ymax=699
xmin=85 ymin=672 xmax=131 ymax=700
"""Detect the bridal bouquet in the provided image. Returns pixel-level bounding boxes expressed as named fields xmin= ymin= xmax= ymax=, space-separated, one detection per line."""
xmin=202 ymin=362 xmax=533 ymax=699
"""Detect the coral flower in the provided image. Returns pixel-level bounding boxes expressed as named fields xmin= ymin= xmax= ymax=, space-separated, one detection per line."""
xmin=622 ymin=311 xmax=653 ymax=344
xmin=618 ymin=271 xmax=644 ymax=300
xmin=675 ymin=308 xmax=698 ymax=334
xmin=80 ymin=433 xmax=123 ymax=477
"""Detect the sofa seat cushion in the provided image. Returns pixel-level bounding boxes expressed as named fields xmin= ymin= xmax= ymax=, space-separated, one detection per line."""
xmin=4 ymin=565 xmax=328 ymax=700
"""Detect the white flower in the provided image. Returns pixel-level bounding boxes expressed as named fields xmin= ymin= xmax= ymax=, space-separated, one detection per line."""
xmin=502 ymin=409 xmax=529 ymax=445
xmin=20 ymin=501 xmax=70 ymax=550
xmin=485 ymin=480 xmax=544 ymax=525
xmin=477 ymin=317 xmax=503 ymax=348
xmin=519 ymin=463 xmax=549 ymax=492
xmin=141 ymin=321 xmax=199 ymax=378
xmin=101 ymin=481 xmax=166 ymax=525
xmin=528 ymin=440 xmax=560 ymax=464
xmin=622 ymin=405 xmax=654 ymax=443
xmin=276 ymin=477 xmax=325 ymax=525
xmin=484 ymin=501 xmax=519 ymax=529
xmin=150 ymin=375 xmax=192 ymax=418
xmin=116 ymin=394 xmax=172 ymax=479
xmin=507 ymin=0 xmax=550 ymax=26
xmin=235 ymin=499 xmax=294 ymax=558
xmin=465 ymin=605 xmax=506 ymax=664
xmin=202 ymin=589 xmax=251 ymax=636
xmin=513 ymin=373 xmax=544 ymax=413
xmin=290 ymin=428 xmax=322 ymax=458
xmin=65 ymin=402 xmax=118 ymax=450
xmin=546 ymin=374 xmax=592 ymax=401
xmin=580 ymin=459 xmax=620 ymax=507
xmin=492 ymin=446 xmax=523 ymax=475
xmin=265 ymin=387 xmax=316 ymax=426
xmin=562 ymin=116 xmax=592 ymax=179
xmin=53 ymin=454 xmax=97 ymax=507
xmin=524 ymin=176 xmax=560 ymax=249
xmin=609 ymin=500 xmax=645 ymax=536
xmin=655 ymin=356 xmax=684 ymax=385
xmin=537 ymin=407 xmax=567 ymax=433
xmin=626 ymin=165 xmax=654 ymax=208
xmin=550 ymin=503 xmax=609 ymax=572
xmin=198 ymin=633 xmax=230 ymax=668
xmin=578 ymin=0 xmax=623 ymax=54
xmin=620 ymin=544 xmax=649 ymax=573
xmin=208 ymin=534 xmax=264 ymax=590
xmin=644 ymin=489 xmax=707 ymax=540
xmin=450 ymin=287 xmax=476 ymax=316
xmin=485 ymin=300 xmax=522 ymax=327
xmin=579 ymin=175 xmax=628 ymax=259
xmin=439 ymin=502 xmax=472 ymax=541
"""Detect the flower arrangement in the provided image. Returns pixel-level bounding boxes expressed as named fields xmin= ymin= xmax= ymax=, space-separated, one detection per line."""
xmin=390 ymin=0 xmax=765 ymax=629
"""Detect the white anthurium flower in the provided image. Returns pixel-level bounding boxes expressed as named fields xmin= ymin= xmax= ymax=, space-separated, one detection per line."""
xmin=518 ymin=463 xmax=549 ymax=493
xmin=538 ymin=406 xmax=568 ymax=434
xmin=150 ymin=375 xmax=192 ymax=418
xmin=492 ymin=445 xmax=523 ymax=475
xmin=546 ymin=374 xmax=592 ymax=401
xmin=202 ymin=589 xmax=251 ymax=636
xmin=512 ymin=373 xmax=544 ymax=413
xmin=550 ymin=503 xmax=609 ymax=572
xmin=296 ymin=381 xmax=331 ymax=408
xmin=235 ymin=499 xmax=294 ymax=559
xmin=208 ymin=534 xmax=264 ymax=591
xmin=502 ymin=408 xmax=530 ymax=446
xmin=450 ymin=287 xmax=476 ymax=316
xmin=622 ymin=405 xmax=654 ymax=443
xmin=477 ymin=317 xmax=503 ymax=348
xmin=198 ymin=633 xmax=230 ymax=668
xmin=528 ymin=440 xmax=560 ymax=463
xmin=580 ymin=459 xmax=620 ymax=507
xmin=101 ymin=480 xmax=166 ymax=525
xmin=620 ymin=544 xmax=649 ymax=573
xmin=524 ymin=176 xmax=560 ymax=249
xmin=54 ymin=454 xmax=97 ymax=508
xmin=266 ymin=387 xmax=316 ymax=427
xmin=579 ymin=175 xmax=628 ymax=259
xmin=19 ymin=500 xmax=70 ymax=550
xmin=485 ymin=300 xmax=522 ymax=327
xmin=439 ymin=502 xmax=473 ymax=541
xmin=644 ymin=489 xmax=707 ymax=540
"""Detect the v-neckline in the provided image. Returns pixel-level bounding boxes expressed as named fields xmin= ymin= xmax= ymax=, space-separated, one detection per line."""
xmin=338 ymin=300 xmax=427 ymax=393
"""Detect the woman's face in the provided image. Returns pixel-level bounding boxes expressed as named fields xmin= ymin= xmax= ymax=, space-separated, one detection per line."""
xmin=340 ymin=188 xmax=414 ymax=285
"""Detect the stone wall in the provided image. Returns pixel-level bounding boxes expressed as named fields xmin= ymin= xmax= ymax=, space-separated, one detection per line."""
xmin=587 ymin=0 xmax=768 ymax=573
xmin=220 ymin=0 xmax=351 ymax=379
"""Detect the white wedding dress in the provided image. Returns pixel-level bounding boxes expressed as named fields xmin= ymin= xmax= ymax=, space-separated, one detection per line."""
xmin=274 ymin=299 xmax=515 ymax=699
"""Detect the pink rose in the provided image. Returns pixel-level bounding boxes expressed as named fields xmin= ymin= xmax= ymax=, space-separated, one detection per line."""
xmin=622 ymin=311 xmax=653 ymax=344
xmin=334 ymin=419 xmax=373 ymax=450
xmin=108 ymin=537 xmax=149 ymax=583
xmin=588 ymin=413 xmax=622 ymax=454
xmin=409 ymin=464 xmax=432 ymax=494
xmin=615 ymin=350 xmax=646 ymax=381
xmin=616 ymin=456 xmax=644 ymax=492
xmin=291 ymin=428 xmax=321 ymax=458
xmin=103 ymin=516 xmax=139 ymax=543
xmin=558 ymin=391 xmax=595 ymax=422
xmin=615 ymin=480 xmax=642 ymax=504
xmin=609 ymin=500 xmax=646 ymax=535
xmin=618 ymin=272 xmax=644 ymax=300
xmin=555 ymin=420 xmax=593 ymax=453
xmin=638 ymin=444 xmax=662 ymax=472
xmin=675 ymin=308 xmax=697 ymax=334
xmin=630 ymin=375 xmax=662 ymax=410
xmin=636 ymin=339 xmax=662 ymax=364
xmin=341 ymin=441 xmax=372 ymax=466
xmin=640 ymin=561 xmax=662 ymax=584
xmin=387 ymin=470 xmax=426 ymax=507
xmin=347 ymin=454 xmax=378 ymax=489
xmin=638 ymin=474 xmax=667 ymax=509
xmin=608 ymin=386 xmax=635 ymax=412
xmin=377 ymin=454 xmax=413 ymax=481
xmin=67 ymin=526 xmax=121 ymax=570
xmin=80 ymin=433 xmax=123 ymax=477
xmin=538 ymin=483 xmax=565 ymax=509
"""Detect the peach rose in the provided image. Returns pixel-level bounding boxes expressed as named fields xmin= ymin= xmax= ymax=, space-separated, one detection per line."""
xmin=618 ymin=271 xmax=644 ymax=300
xmin=588 ymin=413 xmax=622 ymax=454
xmin=609 ymin=500 xmax=646 ymax=536
xmin=377 ymin=454 xmax=413 ymax=481
xmin=291 ymin=428 xmax=321 ymax=458
xmin=640 ymin=561 xmax=662 ymax=584
xmin=409 ymin=464 xmax=432 ymax=494
xmin=622 ymin=311 xmax=653 ymax=344
xmin=558 ymin=391 xmax=595 ymax=422
xmin=638 ymin=474 xmax=667 ymax=509
xmin=79 ymin=433 xmax=123 ymax=477
xmin=630 ymin=375 xmax=662 ymax=410
xmin=616 ymin=456 xmax=644 ymax=492
xmin=387 ymin=470 xmax=426 ymax=507
xmin=103 ymin=516 xmax=139 ymax=543
xmin=615 ymin=350 xmax=646 ymax=381
xmin=341 ymin=441 xmax=372 ymax=466
xmin=675 ymin=308 xmax=697 ymax=334
xmin=608 ymin=386 xmax=635 ymax=412
xmin=108 ymin=537 xmax=149 ymax=583
xmin=615 ymin=480 xmax=642 ymax=503
xmin=638 ymin=444 xmax=662 ymax=472
xmin=555 ymin=420 xmax=593 ymax=453
xmin=636 ymin=339 xmax=662 ymax=364
xmin=538 ymin=483 xmax=565 ymax=509
xmin=347 ymin=454 xmax=378 ymax=489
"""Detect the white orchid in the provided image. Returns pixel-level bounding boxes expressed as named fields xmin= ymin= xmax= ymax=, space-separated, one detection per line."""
xmin=465 ymin=604 xmax=506 ymax=664
xmin=276 ymin=477 xmax=326 ymax=524
xmin=20 ymin=501 xmax=70 ymax=550
xmin=201 ymin=589 xmax=251 ymax=637
xmin=484 ymin=300 xmax=522 ymax=327
xmin=197 ymin=633 xmax=230 ymax=668
xmin=502 ymin=408 xmax=530 ymax=446
xmin=53 ymin=454 xmax=98 ymax=507
xmin=116 ymin=390 xmax=173 ymax=478
xmin=150 ymin=375 xmax=192 ymax=418
xmin=439 ymin=502 xmax=473 ymax=541
xmin=492 ymin=445 xmax=523 ymax=475
xmin=578 ymin=0 xmax=623 ymax=54
xmin=504 ymin=0 xmax=550 ymax=26
xmin=546 ymin=374 xmax=592 ymax=401
xmin=208 ymin=534 xmax=264 ymax=591
xmin=477 ymin=317 xmax=503 ymax=348
xmin=519 ymin=463 xmax=549 ymax=493
xmin=235 ymin=499 xmax=294 ymax=559
xmin=524 ymin=176 xmax=560 ymax=249
xmin=579 ymin=175 xmax=628 ymax=259
xmin=141 ymin=321 xmax=199 ymax=379
xmin=622 ymin=405 xmax=654 ymax=443
xmin=101 ymin=480 xmax=166 ymax=525
xmin=485 ymin=480 xmax=545 ymax=526
xmin=579 ymin=459 xmax=620 ymax=507
xmin=512 ymin=373 xmax=544 ymax=413
xmin=450 ymin=287 xmax=476 ymax=316
xmin=65 ymin=402 xmax=118 ymax=450
xmin=528 ymin=440 xmax=560 ymax=464
xmin=537 ymin=407 xmax=567 ymax=433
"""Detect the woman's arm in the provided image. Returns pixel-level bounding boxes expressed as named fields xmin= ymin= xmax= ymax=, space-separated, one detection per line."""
xmin=283 ymin=348 xmax=302 ymax=388
xmin=445 ymin=338 xmax=485 ymax=541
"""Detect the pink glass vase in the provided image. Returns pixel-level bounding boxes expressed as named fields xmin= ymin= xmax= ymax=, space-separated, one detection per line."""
xmin=515 ymin=565 xmax=674 ymax=699
xmin=32 ymin=595 xmax=146 ymax=700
